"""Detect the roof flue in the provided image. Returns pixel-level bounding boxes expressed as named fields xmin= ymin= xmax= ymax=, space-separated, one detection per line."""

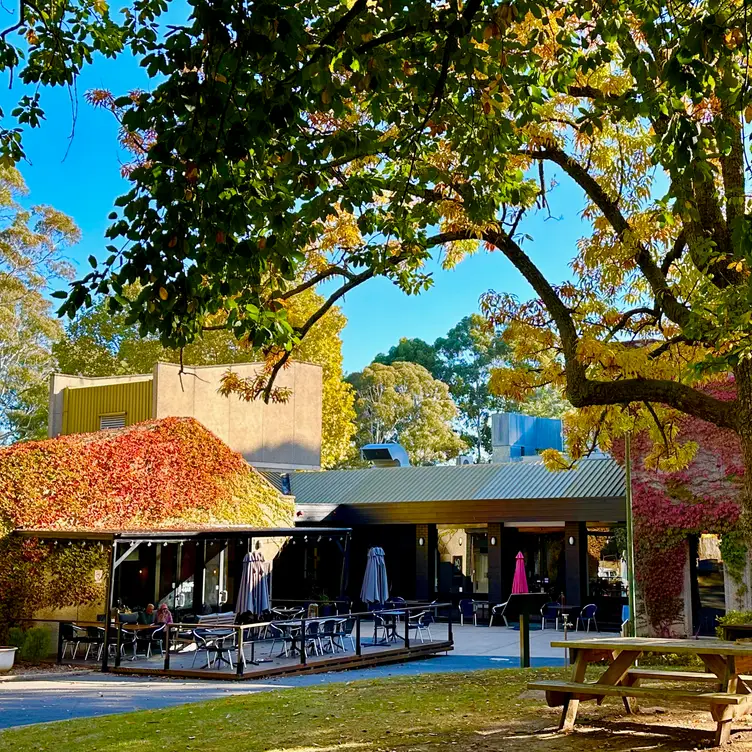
xmin=361 ymin=443 xmax=411 ymax=467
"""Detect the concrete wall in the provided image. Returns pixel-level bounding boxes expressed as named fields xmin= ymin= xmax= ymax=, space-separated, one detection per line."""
xmin=153 ymin=361 xmax=322 ymax=471
xmin=48 ymin=372 xmax=154 ymax=437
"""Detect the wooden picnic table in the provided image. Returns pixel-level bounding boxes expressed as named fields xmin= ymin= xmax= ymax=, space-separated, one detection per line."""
xmin=528 ymin=636 xmax=752 ymax=746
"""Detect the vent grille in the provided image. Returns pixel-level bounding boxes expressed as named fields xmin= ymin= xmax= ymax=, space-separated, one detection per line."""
xmin=99 ymin=414 xmax=126 ymax=431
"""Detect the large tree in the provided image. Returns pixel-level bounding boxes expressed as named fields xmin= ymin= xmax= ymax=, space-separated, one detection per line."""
xmin=0 ymin=167 xmax=78 ymax=442
xmin=348 ymin=361 xmax=466 ymax=465
xmin=29 ymin=1 xmax=752 ymax=530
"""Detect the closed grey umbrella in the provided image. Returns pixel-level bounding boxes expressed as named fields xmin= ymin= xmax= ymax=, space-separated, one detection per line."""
xmin=361 ymin=547 xmax=389 ymax=605
xmin=236 ymin=552 xmax=271 ymax=617
xmin=253 ymin=552 xmax=271 ymax=614
xmin=236 ymin=553 xmax=253 ymax=615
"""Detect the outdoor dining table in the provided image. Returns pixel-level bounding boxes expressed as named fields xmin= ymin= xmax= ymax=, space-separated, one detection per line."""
xmin=372 ymin=609 xmax=406 ymax=645
xmin=528 ymin=636 xmax=752 ymax=746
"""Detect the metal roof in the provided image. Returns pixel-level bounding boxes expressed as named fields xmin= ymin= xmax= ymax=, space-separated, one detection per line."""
xmin=259 ymin=471 xmax=290 ymax=495
xmin=16 ymin=526 xmax=352 ymax=541
xmin=288 ymin=457 xmax=625 ymax=505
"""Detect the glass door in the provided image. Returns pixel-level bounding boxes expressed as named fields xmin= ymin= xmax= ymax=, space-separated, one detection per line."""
xmin=203 ymin=541 xmax=229 ymax=612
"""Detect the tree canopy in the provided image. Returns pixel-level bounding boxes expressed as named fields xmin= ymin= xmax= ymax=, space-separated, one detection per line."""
xmin=348 ymin=361 xmax=466 ymax=465
xmin=0 ymin=167 xmax=78 ymax=442
xmin=9 ymin=0 xmax=752 ymax=522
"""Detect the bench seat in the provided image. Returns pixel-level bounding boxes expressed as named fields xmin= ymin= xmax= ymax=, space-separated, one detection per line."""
xmin=528 ymin=680 xmax=748 ymax=707
xmin=627 ymin=669 xmax=720 ymax=682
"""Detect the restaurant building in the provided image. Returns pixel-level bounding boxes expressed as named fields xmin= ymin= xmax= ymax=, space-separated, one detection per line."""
xmin=286 ymin=456 xmax=629 ymax=626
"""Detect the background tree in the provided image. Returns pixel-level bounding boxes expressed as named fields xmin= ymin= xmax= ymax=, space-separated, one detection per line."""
xmin=374 ymin=337 xmax=439 ymax=374
xmin=348 ymin=361 xmax=466 ymax=465
xmin=0 ymin=167 xmax=78 ymax=442
xmin=432 ymin=315 xmax=513 ymax=461
xmin=56 ymin=288 xmax=355 ymax=468
xmin=373 ymin=315 xmax=567 ymax=460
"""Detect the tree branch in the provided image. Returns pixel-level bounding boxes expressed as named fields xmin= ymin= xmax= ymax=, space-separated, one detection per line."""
xmin=473 ymin=225 xmax=738 ymax=430
xmin=519 ymin=146 xmax=693 ymax=329
xmin=278 ymin=265 xmax=356 ymax=301
xmin=660 ymin=228 xmax=687 ymax=275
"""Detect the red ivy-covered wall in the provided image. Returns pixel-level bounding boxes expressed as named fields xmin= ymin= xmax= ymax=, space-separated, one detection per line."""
xmin=612 ymin=380 xmax=742 ymax=635
xmin=0 ymin=417 xmax=293 ymax=636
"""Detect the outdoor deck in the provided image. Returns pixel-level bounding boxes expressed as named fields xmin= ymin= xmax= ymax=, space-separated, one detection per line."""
xmin=108 ymin=620 xmax=453 ymax=680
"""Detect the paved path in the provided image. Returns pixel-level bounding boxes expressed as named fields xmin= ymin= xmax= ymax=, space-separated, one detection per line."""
xmin=0 ymin=625 xmax=604 ymax=730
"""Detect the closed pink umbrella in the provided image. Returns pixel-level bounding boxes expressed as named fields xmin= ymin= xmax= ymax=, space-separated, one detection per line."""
xmin=512 ymin=551 xmax=529 ymax=594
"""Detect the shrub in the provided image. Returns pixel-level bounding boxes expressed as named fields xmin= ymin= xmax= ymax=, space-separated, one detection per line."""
xmin=7 ymin=626 xmax=24 ymax=649
xmin=716 ymin=610 xmax=752 ymax=639
xmin=5 ymin=626 xmax=52 ymax=661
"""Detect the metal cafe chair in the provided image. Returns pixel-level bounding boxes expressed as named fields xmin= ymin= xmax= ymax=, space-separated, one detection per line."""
xmin=334 ymin=618 xmax=356 ymax=652
xmin=60 ymin=623 xmax=85 ymax=659
xmin=319 ymin=619 xmax=338 ymax=653
xmin=576 ymin=604 xmax=599 ymax=633
xmin=304 ymin=620 xmax=324 ymax=656
xmin=268 ymin=623 xmax=294 ymax=658
xmin=489 ymin=600 xmax=510 ymax=627
xmin=406 ymin=611 xmax=433 ymax=643
xmin=136 ymin=624 xmax=166 ymax=659
xmin=459 ymin=599 xmax=477 ymax=626
xmin=540 ymin=602 xmax=561 ymax=630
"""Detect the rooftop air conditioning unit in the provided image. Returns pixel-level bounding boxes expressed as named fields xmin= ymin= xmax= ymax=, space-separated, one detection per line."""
xmin=456 ymin=455 xmax=474 ymax=465
xmin=361 ymin=443 xmax=410 ymax=467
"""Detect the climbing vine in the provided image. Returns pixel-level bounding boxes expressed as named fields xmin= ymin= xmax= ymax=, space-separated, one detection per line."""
xmin=0 ymin=417 xmax=293 ymax=639
xmin=613 ymin=380 xmax=744 ymax=635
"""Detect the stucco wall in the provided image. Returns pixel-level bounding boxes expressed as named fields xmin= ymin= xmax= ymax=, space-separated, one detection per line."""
xmin=153 ymin=362 xmax=322 ymax=471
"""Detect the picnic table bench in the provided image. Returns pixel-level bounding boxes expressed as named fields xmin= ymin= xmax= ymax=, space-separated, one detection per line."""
xmin=528 ymin=637 xmax=752 ymax=746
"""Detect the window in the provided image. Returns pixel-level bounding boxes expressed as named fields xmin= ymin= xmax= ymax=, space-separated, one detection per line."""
xmin=99 ymin=414 xmax=126 ymax=430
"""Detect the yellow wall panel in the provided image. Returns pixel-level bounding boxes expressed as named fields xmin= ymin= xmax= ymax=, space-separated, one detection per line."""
xmin=61 ymin=380 xmax=154 ymax=435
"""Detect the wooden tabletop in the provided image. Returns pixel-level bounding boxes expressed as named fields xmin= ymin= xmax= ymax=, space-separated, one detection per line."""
xmin=550 ymin=637 xmax=752 ymax=656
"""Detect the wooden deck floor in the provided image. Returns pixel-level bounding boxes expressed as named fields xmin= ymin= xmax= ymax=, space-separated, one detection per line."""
xmin=107 ymin=623 xmax=453 ymax=681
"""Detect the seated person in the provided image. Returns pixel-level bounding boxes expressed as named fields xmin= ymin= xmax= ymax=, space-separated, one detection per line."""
xmin=155 ymin=603 xmax=173 ymax=624
xmin=138 ymin=603 xmax=156 ymax=625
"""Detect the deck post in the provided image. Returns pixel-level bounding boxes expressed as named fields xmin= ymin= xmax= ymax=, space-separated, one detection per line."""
xmin=236 ymin=627 xmax=244 ymax=676
xmin=57 ymin=622 xmax=65 ymax=664
xmin=114 ymin=624 xmax=122 ymax=668
xmin=300 ymin=618 xmax=307 ymax=666
xmin=520 ymin=609 xmax=531 ymax=668
xmin=101 ymin=540 xmax=116 ymax=672
xmin=164 ymin=625 xmax=171 ymax=670
xmin=355 ymin=616 xmax=361 ymax=656
xmin=404 ymin=610 xmax=410 ymax=649
xmin=448 ymin=603 xmax=453 ymax=645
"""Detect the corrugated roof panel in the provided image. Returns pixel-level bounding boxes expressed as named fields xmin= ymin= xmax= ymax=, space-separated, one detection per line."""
xmin=289 ymin=457 xmax=625 ymax=505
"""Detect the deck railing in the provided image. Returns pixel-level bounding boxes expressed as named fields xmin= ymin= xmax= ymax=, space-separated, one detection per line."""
xmin=107 ymin=602 xmax=452 ymax=676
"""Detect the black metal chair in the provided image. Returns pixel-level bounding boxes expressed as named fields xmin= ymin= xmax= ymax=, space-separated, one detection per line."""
xmin=334 ymin=618 xmax=356 ymax=652
xmin=540 ymin=602 xmax=561 ymax=630
xmin=304 ymin=621 xmax=324 ymax=656
xmin=136 ymin=624 xmax=165 ymax=659
xmin=319 ymin=619 xmax=337 ymax=653
xmin=59 ymin=623 xmax=85 ymax=659
xmin=407 ymin=611 xmax=433 ymax=643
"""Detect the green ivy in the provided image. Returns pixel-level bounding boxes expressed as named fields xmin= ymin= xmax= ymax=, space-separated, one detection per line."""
xmin=720 ymin=531 xmax=748 ymax=595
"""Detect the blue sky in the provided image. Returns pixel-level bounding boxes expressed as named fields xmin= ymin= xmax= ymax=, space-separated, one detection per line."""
xmin=2 ymin=47 xmax=589 ymax=375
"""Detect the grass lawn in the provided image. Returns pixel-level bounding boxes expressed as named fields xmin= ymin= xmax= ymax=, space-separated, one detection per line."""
xmin=2 ymin=666 xmax=752 ymax=751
